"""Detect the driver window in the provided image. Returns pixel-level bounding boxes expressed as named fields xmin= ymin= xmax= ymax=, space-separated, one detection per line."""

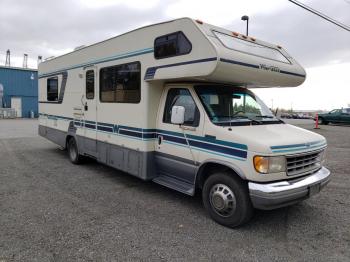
xmin=232 ymin=93 xmax=262 ymax=115
xmin=163 ymin=88 xmax=200 ymax=127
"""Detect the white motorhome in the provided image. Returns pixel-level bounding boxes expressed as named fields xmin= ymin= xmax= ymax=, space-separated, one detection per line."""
xmin=39 ymin=18 xmax=330 ymax=227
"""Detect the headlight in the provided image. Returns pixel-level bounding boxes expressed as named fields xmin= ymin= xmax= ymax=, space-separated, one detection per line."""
xmin=317 ymin=149 xmax=327 ymax=165
xmin=253 ymin=156 xmax=286 ymax=174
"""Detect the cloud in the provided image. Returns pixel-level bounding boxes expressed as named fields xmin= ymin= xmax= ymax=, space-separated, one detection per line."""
xmin=0 ymin=0 xmax=171 ymax=67
xmin=0 ymin=0 xmax=349 ymax=70
xmin=222 ymin=0 xmax=350 ymax=68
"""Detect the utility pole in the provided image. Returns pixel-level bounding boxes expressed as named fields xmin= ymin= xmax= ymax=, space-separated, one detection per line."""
xmin=37 ymin=55 xmax=42 ymax=67
xmin=5 ymin=50 xmax=11 ymax=67
xmin=23 ymin=54 xmax=28 ymax=68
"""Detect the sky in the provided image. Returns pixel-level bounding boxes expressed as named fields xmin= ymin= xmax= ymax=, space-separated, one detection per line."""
xmin=0 ymin=0 xmax=349 ymax=110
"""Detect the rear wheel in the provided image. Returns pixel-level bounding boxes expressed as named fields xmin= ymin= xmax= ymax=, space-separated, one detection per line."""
xmin=318 ymin=117 xmax=328 ymax=125
xmin=67 ymin=137 xmax=82 ymax=164
xmin=202 ymin=172 xmax=253 ymax=228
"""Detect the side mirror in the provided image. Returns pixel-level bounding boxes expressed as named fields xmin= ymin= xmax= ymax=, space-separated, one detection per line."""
xmin=171 ymin=106 xmax=185 ymax=125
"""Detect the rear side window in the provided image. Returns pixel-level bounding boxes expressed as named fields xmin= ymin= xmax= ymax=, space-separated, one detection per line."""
xmin=47 ymin=77 xmax=58 ymax=101
xmin=86 ymin=70 xmax=94 ymax=99
xmin=163 ymin=88 xmax=199 ymax=127
xmin=154 ymin=31 xmax=192 ymax=59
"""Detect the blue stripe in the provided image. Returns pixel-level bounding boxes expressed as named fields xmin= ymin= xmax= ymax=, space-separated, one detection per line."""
xmin=144 ymin=57 xmax=217 ymax=80
xmin=280 ymin=70 xmax=306 ymax=78
xmin=220 ymin=58 xmax=305 ymax=78
xmin=97 ymin=125 xmax=113 ymax=132
xmin=40 ymin=113 xmax=248 ymax=159
xmin=187 ymin=133 xmax=247 ymax=150
xmin=98 ymin=122 xmax=114 ymax=128
xmin=119 ymin=129 xmax=143 ymax=138
xmin=220 ymin=58 xmax=259 ymax=69
xmin=39 ymin=47 xmax=154 ymax=78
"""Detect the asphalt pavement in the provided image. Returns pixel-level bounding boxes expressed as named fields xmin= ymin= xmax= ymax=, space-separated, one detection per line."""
xmin=0 ymin=119 xmax=349 ymax=261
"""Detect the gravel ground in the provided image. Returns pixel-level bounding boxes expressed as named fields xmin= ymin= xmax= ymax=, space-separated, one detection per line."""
xmin=0 ymin=119 xmax=349 ymax=261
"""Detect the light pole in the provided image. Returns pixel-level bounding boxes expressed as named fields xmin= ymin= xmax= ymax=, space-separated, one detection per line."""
xmin=241 ymin=15 xmax=249 ymax=36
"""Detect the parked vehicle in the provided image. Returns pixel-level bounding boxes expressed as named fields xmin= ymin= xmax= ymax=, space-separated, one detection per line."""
xmin=38 ymin=18 xmax=331 ymax=227
xmin=318 ymin=108 xmax=350 ymax=125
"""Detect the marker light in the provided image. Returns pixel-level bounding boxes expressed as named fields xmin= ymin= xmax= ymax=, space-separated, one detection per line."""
xmin=250 ymin=37 xmax=256 ymax=41
xmin=254 ymin=156 xmax=286 ymax=174
xmin=277 ymin=45 xmax=282 ymax=49
xmin=195 ymin=19 xmax=203 ymax=24
xmin=241 ymin=34 xmax=247 ymax=39
xmin=232 ymin=32 xmax=239 ymax=37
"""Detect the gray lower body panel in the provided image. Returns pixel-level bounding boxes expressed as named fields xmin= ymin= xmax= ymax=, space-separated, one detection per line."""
xmin=39 ymin=125 xmax=156 ymax=181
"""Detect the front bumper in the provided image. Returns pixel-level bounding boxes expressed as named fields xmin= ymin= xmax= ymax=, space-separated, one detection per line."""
xmin=248 ymin=167 xmax=331 ymax=210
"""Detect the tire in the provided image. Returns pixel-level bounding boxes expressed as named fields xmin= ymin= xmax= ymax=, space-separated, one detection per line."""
xmin=67 ymin=137 xmax=82 ymax=164
xmin=318 ymin=117 xmax=328 ymax=125
xmin=202 ymin=172 xmax=253 ymax=228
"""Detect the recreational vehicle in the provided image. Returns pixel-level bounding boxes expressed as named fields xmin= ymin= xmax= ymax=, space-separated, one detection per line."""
xmin=38 ymin=18 xmax=331 ymax=227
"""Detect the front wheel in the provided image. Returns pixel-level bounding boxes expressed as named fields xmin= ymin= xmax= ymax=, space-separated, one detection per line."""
xmin=202 ymin=172 xmax=253 ymax=228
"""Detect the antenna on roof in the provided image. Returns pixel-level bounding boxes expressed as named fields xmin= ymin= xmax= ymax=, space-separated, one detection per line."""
xmin=23 ymin=54 xmax=28 ymax=68
xmin=5 ymin=50 xmax=11 ymax=67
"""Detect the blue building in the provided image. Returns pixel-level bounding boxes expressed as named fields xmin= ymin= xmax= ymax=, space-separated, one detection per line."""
xmin=0 ymin=66 xmax=38 ymax=118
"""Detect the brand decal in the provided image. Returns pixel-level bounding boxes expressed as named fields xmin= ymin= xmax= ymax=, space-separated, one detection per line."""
xmin=259 ymin=64 xmax=280 ymax=73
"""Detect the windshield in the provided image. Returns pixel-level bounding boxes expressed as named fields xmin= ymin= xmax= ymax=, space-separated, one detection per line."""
xmin=195 ymin=85 xmax=280 ymax=126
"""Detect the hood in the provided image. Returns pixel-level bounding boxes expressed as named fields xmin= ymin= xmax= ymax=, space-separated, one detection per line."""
xmin=216 ymin=123 xmax=326 ymax=155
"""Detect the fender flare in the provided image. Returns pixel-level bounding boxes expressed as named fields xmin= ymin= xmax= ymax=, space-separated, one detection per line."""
xmin=195 ymin=158 xmax=247 ymax=188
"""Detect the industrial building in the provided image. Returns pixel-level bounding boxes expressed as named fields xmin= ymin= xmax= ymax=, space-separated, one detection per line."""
xmin=0 ymin=65 xmax=38 ymax=118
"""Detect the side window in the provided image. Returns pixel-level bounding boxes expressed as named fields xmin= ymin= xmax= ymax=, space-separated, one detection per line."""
xmin=154 ymin=31 xmax=192 ymax=59
xmin=163 ymin=88 xmax=199 ymax=127
xmin=86 ymin=70 xmax=94 ymax=99
xmin=47 ymin=77 xmax=58 ymax=101
xmin=100 ymin=62 xmax=141 ymax=103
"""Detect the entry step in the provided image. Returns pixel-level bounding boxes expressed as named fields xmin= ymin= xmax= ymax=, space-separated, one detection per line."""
xmin=153 ymin=175 xmax=195 ymax=196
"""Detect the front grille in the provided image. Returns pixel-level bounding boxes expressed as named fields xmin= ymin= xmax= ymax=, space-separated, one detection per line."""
xmin=286 ymin=150 xmax=323 ymax=176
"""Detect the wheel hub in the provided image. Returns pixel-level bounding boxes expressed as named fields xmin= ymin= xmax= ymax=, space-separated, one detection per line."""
xmin=209 ymin=184 xmax=236 ymax=217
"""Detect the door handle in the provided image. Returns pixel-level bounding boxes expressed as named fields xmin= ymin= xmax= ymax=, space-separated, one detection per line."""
xmin=158 ymin=135 xmax=163 ymax=145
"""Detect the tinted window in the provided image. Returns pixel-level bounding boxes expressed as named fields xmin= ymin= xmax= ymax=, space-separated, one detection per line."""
xmin=47 ymin=77 xmax=58 ymax=101
xmin=213 ymin=31 xmax=290 ymax=64
xmin=154 ymin=32 xmax=192 ymax=59
xmin=100 ymin=62 xmax=141 ymax=103
xmin=86 ymin=70 xmax=94 ymax=99
xmin=163 ymin=88 xmax=199 ymax=126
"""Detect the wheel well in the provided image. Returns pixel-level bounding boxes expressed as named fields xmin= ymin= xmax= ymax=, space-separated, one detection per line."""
xmin=196 ymin=162 xmax=243 ymax=189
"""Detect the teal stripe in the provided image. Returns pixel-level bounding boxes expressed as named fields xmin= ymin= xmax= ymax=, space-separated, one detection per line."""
xmin=163 ymin=141 xmax=246 ymax=161
xmin=39 ymin=47 xmax=154 ymax=78
xmin=40 ymin=113 xmax=248 ymax=153
xmin=271 ymin=140 xmax=324 ymax=150
xmin=271 ymin=143 xmax=327 ymax=153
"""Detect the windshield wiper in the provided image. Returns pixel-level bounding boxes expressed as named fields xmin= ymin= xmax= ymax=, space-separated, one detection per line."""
xmin=230 ymin=115 xmax=262 ymax=124
xmin=255 ymin=115 xmax=274 ymax=118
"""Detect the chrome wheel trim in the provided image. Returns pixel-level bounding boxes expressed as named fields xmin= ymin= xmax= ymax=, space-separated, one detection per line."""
xmin=209 ymin=183 xmax=236 ymax=217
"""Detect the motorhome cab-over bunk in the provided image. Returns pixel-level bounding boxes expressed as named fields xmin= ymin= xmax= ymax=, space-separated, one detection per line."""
xmin=39 ymin=18 xmax=331 ymax=227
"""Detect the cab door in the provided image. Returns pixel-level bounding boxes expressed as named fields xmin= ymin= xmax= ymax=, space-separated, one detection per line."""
xmin=82 ymin=67 xmax=98 ymax=157
xmin=340 ymin=108 xmax=350 ymax=123
xmin=155 ymin=86 xmax=203 ymax=187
